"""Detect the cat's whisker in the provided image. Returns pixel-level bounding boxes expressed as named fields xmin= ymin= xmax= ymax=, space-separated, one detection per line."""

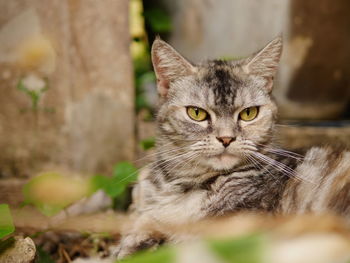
xmin=136 ymin=139 xmax=205 ymax=163
xmin=244 ymin=153 xmax=282 ymax=184
xmin=163 ymin=151 xmax=201 ymax=177
xmin=191 ymin=155 xmax=202 ymax=174
xmin=150 ymin=150 xmax=201 ymax=172
xmin=254 ymin=142 xmax=305 ymax=159
xmin=134 ymin=144 xmax=193 ymax=163
xmin=119 ymin=148 xmax=199 ymax=184
xmin=241 ymin=145 xmax=258 ymax=152
xmin=255 ymin=147 xmax=304 ymax=162
xmin=270 ymin=148 xmax=304 ymax=158
xmin=252 ymin=152 xmax=316 ymax=185
xmin=267 ymin=150 xmax=304 ymax=161
xmin=171 ymin=153 xmax=200 ymax=174
xmin=251 ymin=152 xmax=300 ymax=180
xmin=252 ymin=152 xmax=300 ymax=178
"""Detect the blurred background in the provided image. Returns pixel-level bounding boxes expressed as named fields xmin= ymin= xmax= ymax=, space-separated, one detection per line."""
xmin=0 ymin=0 xmax=349 ymax=261
xmin=0 ymin=0 xmax=349 ymax=179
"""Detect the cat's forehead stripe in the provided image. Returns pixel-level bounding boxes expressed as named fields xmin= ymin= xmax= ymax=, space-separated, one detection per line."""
xmin=200 ymin=60 xmax=243 ymax=106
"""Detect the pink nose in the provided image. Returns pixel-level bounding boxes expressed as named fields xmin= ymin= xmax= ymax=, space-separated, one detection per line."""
xmin=216 ymin=136 xmax=235 ymax=147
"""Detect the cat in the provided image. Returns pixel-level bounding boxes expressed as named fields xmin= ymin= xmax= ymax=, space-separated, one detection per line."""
xmin=116 ymin=36 xmax=350 ymax=259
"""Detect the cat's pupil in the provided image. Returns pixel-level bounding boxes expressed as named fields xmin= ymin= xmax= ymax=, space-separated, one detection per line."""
xmin=246 ymin=108 xmax=251 ymax=115
xmin=194 ymin=108 xmax=199 ymax=116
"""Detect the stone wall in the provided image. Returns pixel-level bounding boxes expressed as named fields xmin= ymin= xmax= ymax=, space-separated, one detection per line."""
xmin=0 ymin=0 xmax=134 ymax=177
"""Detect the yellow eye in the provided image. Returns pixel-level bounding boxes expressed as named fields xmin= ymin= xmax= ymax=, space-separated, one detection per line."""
xmin=239 ymin=106 xmax=259 ymax=121
xmin=187 ymin=107 xmax=208 ymax=121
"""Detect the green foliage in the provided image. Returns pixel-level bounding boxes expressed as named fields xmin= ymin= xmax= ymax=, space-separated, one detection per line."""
xmin=90 ymin=161 xmax=138 ymax=210
xmin=140 ymin=137 xmax=156 ymax=150
xmin=16 ymin=78 xmax=49 ymax=111
xmin=23 ymin=172 xmax=89 ymax=216
xmin=110 ymin=161 xmax=138 ymax=197
xmin=133 ymin=43 xmax=151 ymax=74
xmin=144 ymin=8 xmax=172 ymax=33
xmin=131 ymin=2 xmax=171 ymax=113
xmin=89 ymin=174 xmax=110 ymax=194
xmin=22 ymin=162 xmax=138 ymax=216
xmin=90 ymin=162 xmax=138 ymax=199
xmin=0 ymin=204 xmax=15 ymax=239
xmin=135 ymin=71 xmax=155 ymax=112
xmin=208 ymin=234 xmax=264 ymax=263
xmin=119 ymin=246 xmax=175 ymax=263
xmin=23 ymin=173 xmax=66 ymax=216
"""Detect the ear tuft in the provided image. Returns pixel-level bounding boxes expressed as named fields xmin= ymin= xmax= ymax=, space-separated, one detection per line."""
xmin=151 ymin=38 xmax=195 ymax=97
xmin=243 ymin=35 xmax=283 ymax=78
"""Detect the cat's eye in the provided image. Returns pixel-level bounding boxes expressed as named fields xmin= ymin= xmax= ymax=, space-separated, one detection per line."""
xmin=187 ymin=107 xmax=208 ymax=121
xmin=239 ymin=106 xmax=259 ymax=121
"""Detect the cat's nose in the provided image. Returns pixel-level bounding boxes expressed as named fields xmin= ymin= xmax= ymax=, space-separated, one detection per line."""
xmin=216 ymin=136 xmax=235 ymax=147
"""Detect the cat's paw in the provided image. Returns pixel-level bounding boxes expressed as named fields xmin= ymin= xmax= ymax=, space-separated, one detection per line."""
xmin=114 ymin=233 xmax=163 ymax=260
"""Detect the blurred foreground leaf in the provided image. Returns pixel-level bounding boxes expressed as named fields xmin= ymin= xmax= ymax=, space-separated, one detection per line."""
xmin=208 ymin=234 xmax=264 ymax=263
xmin=0 ymin=204 xmax=15 ymax=239
xmin=23 ymin=172 xmax=90 ymax=216
xmin=120 ymin=246 xmax=175 ymax=263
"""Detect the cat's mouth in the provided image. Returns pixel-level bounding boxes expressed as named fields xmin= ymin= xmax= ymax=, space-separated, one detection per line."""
xmin=213 ymin=153 xmax=238 ymax=161
xmin=206 ymin=152 xmax=241 ymax=171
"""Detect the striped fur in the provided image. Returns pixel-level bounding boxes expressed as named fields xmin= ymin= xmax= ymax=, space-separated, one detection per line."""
xmin=116 ymin=37 xmax=350 ymax=259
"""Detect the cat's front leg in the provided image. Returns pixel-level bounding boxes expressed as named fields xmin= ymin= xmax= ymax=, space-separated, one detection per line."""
xmin=116 ymin=231 xmax=163 ymax=259
xmin=203 ymin=175 xmax=262 ymax=216
xmin=115 ymin=214 xmax=165 ymax=260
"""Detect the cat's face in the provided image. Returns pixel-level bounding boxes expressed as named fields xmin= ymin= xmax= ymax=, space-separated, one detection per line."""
xmin=152 ymin=37 xmax=282 ymax=171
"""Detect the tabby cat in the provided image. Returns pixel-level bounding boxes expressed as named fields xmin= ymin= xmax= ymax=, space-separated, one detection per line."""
xmin=116 ymin=36 xmax=350 ymax=259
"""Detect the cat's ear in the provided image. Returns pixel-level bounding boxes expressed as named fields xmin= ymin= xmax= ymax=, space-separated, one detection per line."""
xmin=242 ymin=35 xmax=283 ymax=91
xmin=151 ymin=37 xmax=196 ymax=97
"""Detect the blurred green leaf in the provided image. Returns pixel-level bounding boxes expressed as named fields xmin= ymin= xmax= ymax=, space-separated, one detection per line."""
xmin=144 ymin=8 xmax=172 ymax=33
xmin=92 ymin=162 xmax=138 ymax=199
xmin=140 ymin=137 xmax=156 ymax=150
xmin=89 ymin=174 xmax=110 ymax=194
xmin=104 ymin=183 xmax=125 ymax=199
xmin=208 ymin=234 xmax=264 ymax=263
xmin=113 ymin=162 xmax=138 ymax=183
xmin=107 ymin=162 xmax=138 ymax=198
xmin=0 ymin=204 xmax=15 ymax=239
xmin=120 ymin=246 xmax=175 ymax=263
xmin=23 ymin=173 xmax=66 ymax=216
xmin=23 ymin=172 xmax=90 ymax=216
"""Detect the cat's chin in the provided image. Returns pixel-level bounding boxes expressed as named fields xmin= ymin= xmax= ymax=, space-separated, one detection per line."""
xmin=206 ymin=153 xmax=241 ymax=171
